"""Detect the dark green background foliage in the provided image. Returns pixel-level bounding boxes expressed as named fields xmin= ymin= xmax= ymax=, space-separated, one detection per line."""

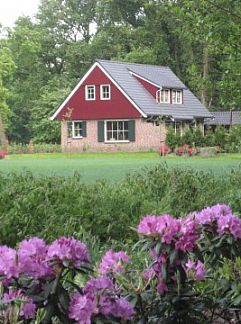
xmin=0 ymin=0 xmax=240 ymax=144
xmin=1 ymin=164 xmax=240 ymax=247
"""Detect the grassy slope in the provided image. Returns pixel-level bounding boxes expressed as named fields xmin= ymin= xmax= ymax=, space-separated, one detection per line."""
xmin=0 ymin=152 xmax=241 ymax=182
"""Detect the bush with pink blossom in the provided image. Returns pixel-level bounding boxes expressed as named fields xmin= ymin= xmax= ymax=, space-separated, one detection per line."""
xmin=0 ymin=204 xmax=240 ymax=323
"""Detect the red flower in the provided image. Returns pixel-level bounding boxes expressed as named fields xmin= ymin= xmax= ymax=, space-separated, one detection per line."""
xmin=0 ymin=150 xmax=7 ymax=159
xmin=159 ymin=146 xmax=171 ymax=156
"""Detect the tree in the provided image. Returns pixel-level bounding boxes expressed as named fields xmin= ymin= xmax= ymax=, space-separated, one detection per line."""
xmin=0 ymin=43 xmax=15 ymax=145
xmin=31 ymin=76 xmax=71 ymax=143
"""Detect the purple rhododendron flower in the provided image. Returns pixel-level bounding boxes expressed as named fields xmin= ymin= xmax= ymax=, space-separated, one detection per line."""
xmin=138 ymin=214 xmax=180 ymax=243
xmin=18 ymin=237 xmax=51 ymax=279
xmin=195 ymin=204 xmax=232 ymax=225
xmin=175 ymin=216 xmax=199 ymax=252
xmin=69 ymin=292 xmax=97 ymax=324
xmin=110 ymin=297 xmax=135 ymax=320
xmin=99 ymin=250 xmax=129 ymax=274
xmin=229 ymin=216 xmax=241 ymax=239
xmin=185 ymin=260 xmax=205 ymax=281
xmin=157 ymin=214 xmax=181 ymax=244
xmin=47 ymin=237 xmax=90 ymax=267
xmin=195 ymin=204 xmax=241 ymax=240
xmin=217 ymin=214 xmax=241 ymax=239
xmin=2 ymin=290 xmax=36 ymax=320
xmin=137 ymin=215 xmax=160 ymax=236
xmin=84 ymin=276 xmax=114 ymax=295
xmin=69 ymin=277 xmax=134 ymax=323
xmin=157 ymin=279 xmax=168 ymax=294
xmin=0 ymin=246 xmax=19 ymax=279
xmin=143 ymin=268 xmax=155 ymax=281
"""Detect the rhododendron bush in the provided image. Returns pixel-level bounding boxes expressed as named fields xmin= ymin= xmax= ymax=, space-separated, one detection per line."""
xmin=0 ymin=204 xmax=241 ymax=323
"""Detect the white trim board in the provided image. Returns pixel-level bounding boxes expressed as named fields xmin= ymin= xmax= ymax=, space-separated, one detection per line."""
xmin=50 ymin=62 xmax=146 ymax=120
xmin=129 ymin=71 xmax=162 ymax=89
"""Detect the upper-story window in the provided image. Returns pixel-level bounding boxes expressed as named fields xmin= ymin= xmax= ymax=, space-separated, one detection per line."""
xmin=101 ymin=84 xmax=111 ymax=100
xmin=85 ymin=85 xmax=95 ymax=100
xmin=172 ymin=89 xmax=182 ymax=104
xmin=156 ymin=89 xmax=170 ymax=103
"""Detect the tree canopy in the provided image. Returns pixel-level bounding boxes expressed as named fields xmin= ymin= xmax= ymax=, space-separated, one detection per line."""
xmin=0 ymin=0 xmax=240 ymax=144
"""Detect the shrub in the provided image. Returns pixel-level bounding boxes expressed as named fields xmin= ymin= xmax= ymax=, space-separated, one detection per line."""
xmin=0 ymin=150 xmax=7 ymax=159
xmin=0 ymin=204 xmax=240 ymax=323
xmin=1 ymin=143 xmax=61 ymax=154
xmin=213 ymin=126 xmax=227 ymax=147
xmin=0 ymin=164 xmax=239 ymax=247
xmin=175 ymin=144 xmax=198 ymax=156
xmin=165 ymin=127 xmax=181 ymax=149
xmin=159 ymin=145 xmax=171 ymax=156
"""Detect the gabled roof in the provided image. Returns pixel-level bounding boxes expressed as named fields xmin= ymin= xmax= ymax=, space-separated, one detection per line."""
xmin=204 ymin=111 xmax=241 ymax=125
xmin=51 ymin=59 xmax=212 ymax=120
xmin=97 ymin=60 xmax=212 ymax=120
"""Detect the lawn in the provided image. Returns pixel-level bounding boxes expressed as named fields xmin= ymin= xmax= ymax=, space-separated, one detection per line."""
xmin=1 ymin=152 xmax=241 ymax=182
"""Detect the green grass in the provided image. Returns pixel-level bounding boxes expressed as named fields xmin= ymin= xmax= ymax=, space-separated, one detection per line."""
xmin=1 ymin=152 xmax=241 ymax=182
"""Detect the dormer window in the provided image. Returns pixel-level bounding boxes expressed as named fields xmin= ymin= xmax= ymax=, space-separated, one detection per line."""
xmin=156 ymin=89 xmax=170 ymax=103
xmin=85 ymin=85 xmax=95 ymax=100
xmin=172 ymin=89 xmax=182 ymax=104
xmin=101 ymin=84 xmax=111 ymax=100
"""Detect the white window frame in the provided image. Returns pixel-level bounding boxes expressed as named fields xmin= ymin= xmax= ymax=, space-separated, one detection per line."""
xmin=104 ymin=120 xmax=129 ymax=143
xmin=85 ymin=85 xmax=95 ymax=100
xmin=172 ymin=89 xmax=182 ymax=104
xmin=72 ymin=120 xmax=83 ymax=138
xmin=100 ymin=84 xmax=111 ymax=100
xmin=156 ymin=89 xmax=170 ymax=103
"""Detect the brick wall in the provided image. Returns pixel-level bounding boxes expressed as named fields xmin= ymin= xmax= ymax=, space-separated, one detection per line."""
xmin=61 ymin=118 xmax=166 ymax=152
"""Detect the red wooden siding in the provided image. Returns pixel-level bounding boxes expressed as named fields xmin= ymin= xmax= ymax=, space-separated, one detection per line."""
xmin=133 ymin=75 xmax=159 ymax=99
xmin=57 ymin=66 xmax=141 ymax=120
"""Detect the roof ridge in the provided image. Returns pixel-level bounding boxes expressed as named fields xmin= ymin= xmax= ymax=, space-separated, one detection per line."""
xmin=97 ymin=59 xmax=170 ymax=69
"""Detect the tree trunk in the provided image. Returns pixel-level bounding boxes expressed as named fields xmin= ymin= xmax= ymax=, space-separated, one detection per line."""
xmin=201 ymin=46 xmax=209 ymax=107
xmin=0 ymin=113 xmax=8 ymax=147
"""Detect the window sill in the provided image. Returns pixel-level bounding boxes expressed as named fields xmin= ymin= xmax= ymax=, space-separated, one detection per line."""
xmin=105 ymin=140 xmax=130 ymax=144
xmin=100 ymin=98 xmax=111 ymax=100
xmin=72 ymin=136 xmax=83 ymax=139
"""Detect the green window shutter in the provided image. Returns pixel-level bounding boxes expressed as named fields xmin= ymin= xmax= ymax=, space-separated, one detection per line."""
xmin=128 ymin=120 xmax=135 ymax=141
xmin=67 ymin=121 xmax=72 ymax=138
xmin=82 ymin=121 xmax=87 ymax=137
xmin=98 ymin=121 xmax=105 ymax=142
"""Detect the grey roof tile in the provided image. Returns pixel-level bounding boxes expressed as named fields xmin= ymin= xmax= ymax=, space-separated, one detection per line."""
xmin=97 ymin=59 xmax=212 ymax=120
xmin=204 ymin=111 xmax=241 ymax=125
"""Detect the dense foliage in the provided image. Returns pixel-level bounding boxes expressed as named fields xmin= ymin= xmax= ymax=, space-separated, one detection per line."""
xmin=0 ymin=0 xmax=240 ymax=144
xmin=0 ymin=204 xmax=241 ymax=323
xmin=1 ymin=164 xmax=241 ymax=247
xmin=166 ymin=125 xmax=241 ymax=153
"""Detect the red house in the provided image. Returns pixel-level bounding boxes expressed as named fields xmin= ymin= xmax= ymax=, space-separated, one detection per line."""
xmin=51 ymin=60 xmax=211 ymax=152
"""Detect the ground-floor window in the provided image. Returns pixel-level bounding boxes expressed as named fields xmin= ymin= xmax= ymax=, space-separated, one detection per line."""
xmin=67 ymin=121 xmax=86 ymax=138
xmin=105 ymin=120 xmax=129 ymax=142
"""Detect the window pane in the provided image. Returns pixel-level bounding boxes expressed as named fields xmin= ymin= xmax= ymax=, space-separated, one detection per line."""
xmin=73 ymin=122 xmax=82 ymax=137
xmin=124 ymin=131 xmax=129 ymax=140
xmin=112 ymin=130 xmax=118 ymax=140
xmin=118 ymin=122 xmax=123 ymax=130
xmin=101 ymin=85 xmax=110 ymax=99
xmin=87 ymin=86 xmax=95 ymax=99
xmin=105 ymin=121 xmax=129 ymax=141
xmin=107 ymin=130 xmax=112 ymax=140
